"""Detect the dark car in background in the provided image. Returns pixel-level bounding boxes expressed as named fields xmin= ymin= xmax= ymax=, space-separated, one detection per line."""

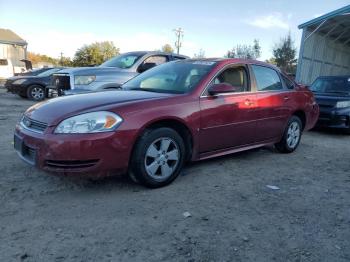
xmin=14 ymin=59 xmax=319 ymax=187
xmin=5 ymin=68 xmax=64 ymax=101
xmin=310 ymin=76 xmax=350 ymax=132
xmin=15 ymin=67 xmax=55 ymax=77
xmin=50 ymin=51 xmax=188 ymax=96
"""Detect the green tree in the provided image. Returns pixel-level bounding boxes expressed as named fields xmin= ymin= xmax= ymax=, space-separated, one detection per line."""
xmin=161 ymin=44 xmax=174 ymax=53
xmin=272 ymin=33 xmax=297 ymax=73
xmin=73 ymin=41 xmax=119 ymax=67
xmin=225 ymin=39 xmax=261 ymax=60
xmin=60 ymin=56 xmax=73 ymax=67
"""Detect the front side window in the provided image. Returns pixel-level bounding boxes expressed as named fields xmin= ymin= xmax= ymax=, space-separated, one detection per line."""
xmin=143 ymin=55 xmax=168 ymax=66
xmin=211 ymin=66 xmax=248 ymax=92
xmin=252 ymin=65 xmax=283 ymax=91
xmin=123 ymin=61 xmax=215 ymax=94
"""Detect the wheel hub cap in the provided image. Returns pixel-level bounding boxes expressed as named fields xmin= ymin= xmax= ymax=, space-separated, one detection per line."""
xmin=287 ymin=122 xmax=300 ymax=148
xmin=144 ymin=137 xmax=179 ymax=181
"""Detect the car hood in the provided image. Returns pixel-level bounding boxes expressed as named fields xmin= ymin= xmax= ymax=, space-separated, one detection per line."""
xmin=56 ymin=66 xmax=125 ymax=75
xmin=25 ymin=90 xmax=172 ymax=125
xmin=8 ymin=75 xmax=39 ymax=81
xmin=314 ymin=93 xmax=350 ymax=107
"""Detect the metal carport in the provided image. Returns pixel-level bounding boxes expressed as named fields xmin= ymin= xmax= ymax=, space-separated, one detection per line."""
xmin=296 ymin=5 xmax=350 ymax=85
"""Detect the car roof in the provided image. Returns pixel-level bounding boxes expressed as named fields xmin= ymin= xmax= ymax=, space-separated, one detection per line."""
xmin=174 ymin=58 xmax=280 ymax=70
xmin=122 ymin=51 xmax=189 ymax=58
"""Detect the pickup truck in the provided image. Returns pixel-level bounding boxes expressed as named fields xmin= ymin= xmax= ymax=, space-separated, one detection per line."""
xmin=50 ymin=51 xmax=188 ymax=95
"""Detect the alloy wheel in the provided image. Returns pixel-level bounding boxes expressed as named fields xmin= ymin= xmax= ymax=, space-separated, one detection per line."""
xmin=287 ymin=121 xmax=300 ymax=149
xmin=31 ymin=87 xmax=44 ymax=100
xmin=144 ymin=137 xmax=180 ymax=181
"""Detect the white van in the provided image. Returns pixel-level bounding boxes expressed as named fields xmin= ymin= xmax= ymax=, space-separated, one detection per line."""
xmin=0 ymin=58 xmax=14 ymax=79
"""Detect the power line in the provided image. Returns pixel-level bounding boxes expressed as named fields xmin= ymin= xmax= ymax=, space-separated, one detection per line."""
xmin=173 ymin=28 xmax=184 ymax=54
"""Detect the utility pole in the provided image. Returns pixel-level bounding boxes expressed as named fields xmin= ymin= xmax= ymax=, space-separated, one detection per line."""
xmin=60 ymin=52 xmax=63 ymax=66
xmin=173 ymin=28 xmax=184 ymax=54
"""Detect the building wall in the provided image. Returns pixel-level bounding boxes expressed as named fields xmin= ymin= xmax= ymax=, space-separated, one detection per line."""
xmin=0 ymin=43 xmax=26 ymax=67
xmin=296 ymin=29 xmax=350 ymax=85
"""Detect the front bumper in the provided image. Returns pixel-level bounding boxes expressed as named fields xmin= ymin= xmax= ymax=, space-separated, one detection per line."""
xmin=5 ymin=83 xmax=27 ymax=96
xmin=316 ymin=106 xmax=350 ymax=129
xmin=14 ymin=124 xmax=134 ymax=178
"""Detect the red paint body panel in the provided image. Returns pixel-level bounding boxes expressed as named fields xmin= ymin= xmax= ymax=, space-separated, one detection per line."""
xmin=14 ymin=59 xmax=319 ymax=177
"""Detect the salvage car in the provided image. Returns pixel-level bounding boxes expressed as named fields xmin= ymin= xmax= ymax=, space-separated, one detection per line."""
xmin=50 ymin=51 xmax=188 ymax=96
xmin=14 ymin=59 xmax=319 ymax=187
xmin=6 ymin=68 xmax=64 ymax=101
xmin=310 ymin=75 xmax=350 ymax=132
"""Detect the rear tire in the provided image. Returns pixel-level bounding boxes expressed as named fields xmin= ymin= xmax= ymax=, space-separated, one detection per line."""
xmin=129 ymin=127 xmax=185 ymax=188
xmin=27 ymin=85 xmax=45 ymax=101
xmin=275 ymin=116 xmax=302 ymax=153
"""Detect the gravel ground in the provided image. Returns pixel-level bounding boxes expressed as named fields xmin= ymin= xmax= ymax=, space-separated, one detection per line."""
xmin=0 ymin=89 xmax=349 ymax=262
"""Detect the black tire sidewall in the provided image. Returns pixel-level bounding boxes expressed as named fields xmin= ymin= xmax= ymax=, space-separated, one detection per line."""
xmin=277 ymin=116 xmax=302 ymax=153
xmin=27 ymin=85 xmax=45 ymax=101
xmin=131 ymin=127 xmax=185 ymax=188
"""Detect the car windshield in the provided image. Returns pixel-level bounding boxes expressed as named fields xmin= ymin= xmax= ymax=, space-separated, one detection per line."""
xmin=310 ymin=78 xmax=350 ymax=94
xmin=100 ymin=53 xmax=144 ymax=69
xmin=37 ymin=68 xmax=62 ymax=77
xmin=122 ymin=61 xmax=216 ymax=94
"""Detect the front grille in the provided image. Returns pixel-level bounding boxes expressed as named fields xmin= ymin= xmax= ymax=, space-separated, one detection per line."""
xmin=45 ymin=159 xmax=99 ymax=169
xmin=21 ymin=116 xmax=48 ymax=133
xmin=52 ymin=74 xmax=71 ymax=90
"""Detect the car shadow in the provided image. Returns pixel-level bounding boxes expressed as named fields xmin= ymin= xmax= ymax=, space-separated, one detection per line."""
xmin=46 ymin=146 xmax=274 ymax=192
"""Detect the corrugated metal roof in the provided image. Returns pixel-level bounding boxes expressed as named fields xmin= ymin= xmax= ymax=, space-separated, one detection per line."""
xmin=298 ymin=5 xmax=350 ymax=29
xmin=0 ymin=28 xmax=27 ymax=46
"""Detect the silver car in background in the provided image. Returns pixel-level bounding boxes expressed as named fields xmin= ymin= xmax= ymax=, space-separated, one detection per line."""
xmin=50 ymin=51 xmax=188 ymax=95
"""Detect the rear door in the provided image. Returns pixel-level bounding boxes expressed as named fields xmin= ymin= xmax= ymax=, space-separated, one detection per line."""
xmin=251 ymin=65 xmax=293 ymax=141
xmin=199 ymin=64 xmax=258 ymax=153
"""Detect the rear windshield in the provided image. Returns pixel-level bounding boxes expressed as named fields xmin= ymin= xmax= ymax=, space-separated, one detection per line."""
xmin=310 ymin=77 xmax=350 ymax=94
xmin=0 ymin=59 xmax=8 ymax=66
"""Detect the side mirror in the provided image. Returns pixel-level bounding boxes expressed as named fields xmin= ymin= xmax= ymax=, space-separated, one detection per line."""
xmin=208 ymin=83 xmax=238 ymax=95
xmin=138 ymin=62 xmax=157 ymax=73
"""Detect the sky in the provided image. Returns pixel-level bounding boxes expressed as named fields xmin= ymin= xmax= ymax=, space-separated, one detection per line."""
xmin=0 ymin=0 xmax=348 ymax=60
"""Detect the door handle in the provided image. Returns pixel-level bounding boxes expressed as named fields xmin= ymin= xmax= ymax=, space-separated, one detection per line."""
xmin=284 ymin=96 xmax=290 ymax=101
xmin=244 ymin=99 xmax=254 ymax=106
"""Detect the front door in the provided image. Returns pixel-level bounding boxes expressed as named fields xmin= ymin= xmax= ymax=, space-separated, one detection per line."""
xmin=199 ymin=65 xmax=258 ymax=153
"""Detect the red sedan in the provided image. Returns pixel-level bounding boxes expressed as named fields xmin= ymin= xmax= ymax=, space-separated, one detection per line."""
xmin=14 ymin=59 xmax=319 ymax=187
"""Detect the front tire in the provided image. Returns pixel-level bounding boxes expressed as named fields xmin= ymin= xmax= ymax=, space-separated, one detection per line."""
xmin=275 ymin=116 xmax=302 ymax=153
xmin=27 ymin=85 xmax=45 ymax=101
xmin=130 ymin=127 xmax=185 ymax=188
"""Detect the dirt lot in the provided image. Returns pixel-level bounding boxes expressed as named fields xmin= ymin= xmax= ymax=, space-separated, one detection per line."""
xmin=0 ymin=88 xmax=349 ymax=262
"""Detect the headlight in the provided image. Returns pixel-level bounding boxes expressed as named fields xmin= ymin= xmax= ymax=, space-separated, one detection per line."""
xmin=74 ymin=75 xmax=96 ymax=85
xmin=13 ymin=79 xmax=27 ymax=85
xmin=336 ymin=101 xmax=350 ymax=108
xmin=54 ymin=111 xmax=122 ymax=134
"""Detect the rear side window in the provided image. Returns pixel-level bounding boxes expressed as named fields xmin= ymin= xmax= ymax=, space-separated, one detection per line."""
xmin=144 ymin=55 xmax=168 ymax=66
xmin=0 ymin=59 xmax=8 ymax=65
xmin=252 ymin=65 xmax=283 ymax=91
